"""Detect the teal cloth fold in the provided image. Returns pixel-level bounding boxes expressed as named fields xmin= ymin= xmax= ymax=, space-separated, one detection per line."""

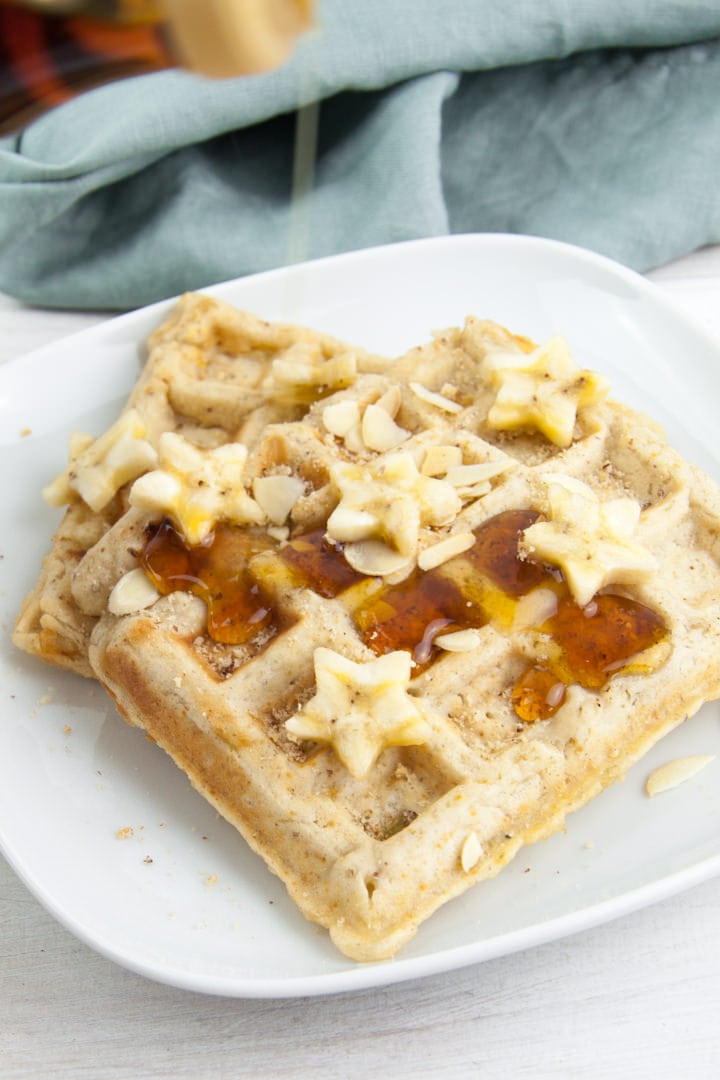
xmin=1 ymin=0 xmax=720 ymax=309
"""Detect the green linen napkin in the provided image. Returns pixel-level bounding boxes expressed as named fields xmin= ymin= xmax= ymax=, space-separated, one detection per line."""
xmin=1 ymin=0 xmax=719 ymax=310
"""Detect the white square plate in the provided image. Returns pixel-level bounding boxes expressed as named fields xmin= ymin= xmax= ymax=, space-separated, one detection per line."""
xmin=1 ymin=234 xmax=719 ymax=998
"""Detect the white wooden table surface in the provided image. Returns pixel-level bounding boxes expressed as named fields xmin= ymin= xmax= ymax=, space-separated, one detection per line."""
xmin=1 ymin=246 xmax=719 ymax=1079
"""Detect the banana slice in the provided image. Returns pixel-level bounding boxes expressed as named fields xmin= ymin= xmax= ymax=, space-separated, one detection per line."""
xmin=326 ymin=451 xmax=461 ymax=576
xmin=483 ymin=336 xmax=608 ymax=447
xmin=520 ymin=473 xmax=657 ymax=607
xmin=43 ymin=409 xmax=158 ymax=513
xmin=286 ymin=647 xmax=431 ymax=778
xmin=130 ymin=431 xmax=264 ymax=544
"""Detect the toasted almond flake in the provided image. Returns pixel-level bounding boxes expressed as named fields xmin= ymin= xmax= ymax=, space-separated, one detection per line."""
xmin=418 ymin=532 xmax=474 ymax=571
xmin=435 ymin=628 xmax=482 ymax=652
xmin=421 ymin=445 xmax=463 ymax=477
xmin=460 ymin=832 xmax=483 ymax=872
xmin=252 ymin=474 xmax=304 ymax=524
xmin=343 ymin=422 xmax=366 ymax=455
xmin=342 ymin=540 xmax=414 ymax=578
xmin=545 ymin=681 xmax=566 ymax=709
xmin=410 ymin=381 xmax=463 ymax=414
xmin=108 ymin=568 xmax=161 ymax=616
xmin=375 ymin=385 xmax=402 ymax=417
xmin=511 ymin=587 xmax=559 ymax=632
xmin=645 ymin=755 xmax=716 ymax=796
xmin=185 ymin=595 xmax=210 ymax=625
xmin=322 ymin=400 xmax=361 ymax=437
xmin=361 ymin=403 xmax=410 ymax=452
xmin=456 ymin=481 xmax=492 ymax=501
xmin=446 ymin=461 xmax=509 ymax=486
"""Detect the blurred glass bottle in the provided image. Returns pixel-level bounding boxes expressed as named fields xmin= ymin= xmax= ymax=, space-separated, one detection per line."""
xmin=0 ymin=0 xmax=313 ymax=133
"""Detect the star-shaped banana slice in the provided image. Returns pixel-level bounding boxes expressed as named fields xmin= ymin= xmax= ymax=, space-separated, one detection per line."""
xmin=129 ymin=431 xmax=264 ymax=544
xmin=43 ymin=409 xmax=158 ymax=513
xmin=519 ymin=473 xmax=658 ymax=607
xmin=483 ymin=336 xmax=609 ymax=447
xmin=264 ymin=341 xmax=357 ymax=401
xmin=325 ymin=450 xmax=461 ymax=576
xmin=286 ymin=648 xmax=431 ymax=778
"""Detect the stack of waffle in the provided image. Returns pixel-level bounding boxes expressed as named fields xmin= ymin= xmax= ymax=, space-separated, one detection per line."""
xmin=14 ymin=292 xmax=720 ymax=961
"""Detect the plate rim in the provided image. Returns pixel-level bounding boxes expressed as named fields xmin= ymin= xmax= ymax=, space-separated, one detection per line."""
xmin=2 ymin=232 xmax=720 ymax=998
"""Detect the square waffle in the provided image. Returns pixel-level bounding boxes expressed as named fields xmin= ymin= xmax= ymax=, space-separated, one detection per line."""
xmin=14 ymin=292 xmax=720 ymax=961
xmin=13 ymin=293 xmax=388 ymax=677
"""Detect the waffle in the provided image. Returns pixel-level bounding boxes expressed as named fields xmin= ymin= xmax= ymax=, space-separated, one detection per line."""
xmin=13 ymin=293 xmax=388 ymax=676
xmin=14 ymin=293 xmax=720 ymax=961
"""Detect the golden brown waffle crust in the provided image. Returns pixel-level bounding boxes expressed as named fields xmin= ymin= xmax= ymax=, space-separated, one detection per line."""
xmin=15 ymin=292 xmax=720 ymax=961
xmin=12 ymin=294 xmax=388 ymax=676
xmin=91 ymin=591 xmax=720 ymax=962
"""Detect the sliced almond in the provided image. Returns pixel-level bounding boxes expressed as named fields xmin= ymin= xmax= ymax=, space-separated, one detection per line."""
xmin=375 ymin=385 xmax=402 ymax=418
xmin=343 ymin=422 xmax=366 ymax=455
xmin=418 ymin=532 xmax=474 ymax=571
xmin=410 ymin=381 xmax=463 ymax=414
xmin=460 ymin=831 xmax=483 ymax=873
xmin=435 ymin=628 xmax=482 ymax=652
xmin=108 ymin=568 xmax=161 ymax=616
xmin=511 ymin=588 xmax=559 ymax=632
xmin=445 ymin=462 xmax=508 ymax=487
xmin=645 ymin=755 xmax=715 ymax=797
xmin=455 ymin=481 xmax=492 ymax=501
xmin=361 ymin=403 xmax=410 ymax=452
xmin=342 ymin=540 xmax=413 ymax=578
xmin=322 ymin=400 xmax=361 ymax=437
xmin=253 ymin=474 xmax=305 ymax=525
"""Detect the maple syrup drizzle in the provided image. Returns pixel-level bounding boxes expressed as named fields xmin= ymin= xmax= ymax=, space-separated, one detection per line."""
xmin=545 ymin=593 xmax=667 ymax=691
xmin=141 ymin=518 xmax=277 ymax=645
xmin=276 ymin=529 xmax=364 ymax=597
xmin=463 ymin=508 xmax=544 ymax=595
xmin=512 ymin=666 xmax=566 ymax=724
xmin=140 ymin=509 xmax=668 ymax=723
xmin=354 ymin=566 xmax=485 ymax=668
